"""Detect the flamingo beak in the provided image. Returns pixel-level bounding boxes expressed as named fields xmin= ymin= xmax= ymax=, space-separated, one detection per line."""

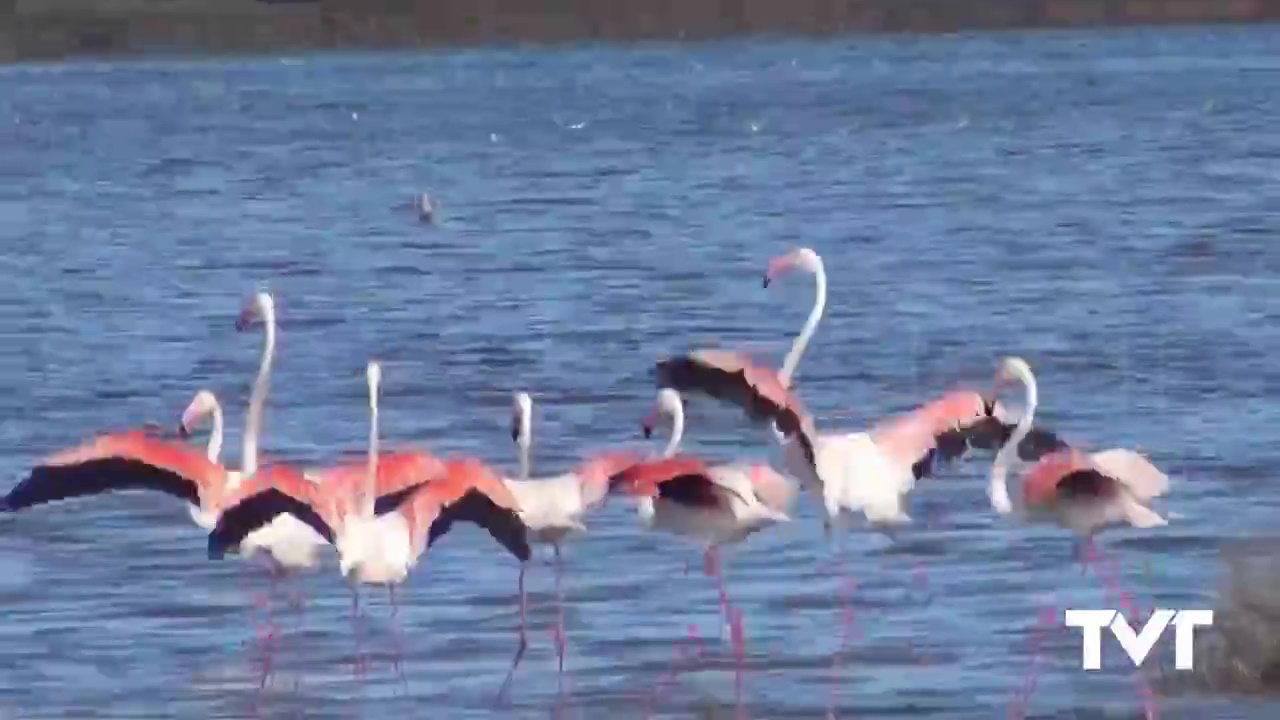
xmin=641 ymin=410 xmax=657 ymax=439
xmin=177 ymin=422 xmax=191 ymax=439
xmin=235 ymin=305 xmax=256 ymax=332
xmin=510 ymin=415 xmax=520 ymax=443
xmin=763 ymin=256 xmax=790 ymax=288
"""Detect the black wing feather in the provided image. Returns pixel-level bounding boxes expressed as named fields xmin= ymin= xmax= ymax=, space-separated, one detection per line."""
xmin=656 ymin=473 xmax=722 ymax=508
xmin=427 ymin=490 xmax=531 ymax=563
xmin=206 ymin=491 xmax=335 ymax=559
xmin=2 ymin=458 xmax=200 ymax=512
xmin=1056 ymin=469 xmax=1117 ymax=500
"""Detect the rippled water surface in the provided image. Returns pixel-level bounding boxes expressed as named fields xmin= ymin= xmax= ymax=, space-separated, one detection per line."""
xmin=1 ymin=24 xmax=1279 ymax=719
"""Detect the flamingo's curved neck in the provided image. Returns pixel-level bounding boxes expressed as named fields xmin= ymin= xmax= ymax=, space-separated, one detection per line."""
xmin=241 ymin=301 xmax=276 ymax=478
xmin=662 ymin=402 xmax=685 ymax=458
xmin=365 ymin=374 xmax=380 ymax=519
xmin=991 ymin=366 xmax=1039 ymax=502
xmin=778 ymin=256 xmax=826 ymax=388
xmin=516 ymin=403 xmax=532 ymax=480
xmin=206 ymin=400 xmax=224 ymax=464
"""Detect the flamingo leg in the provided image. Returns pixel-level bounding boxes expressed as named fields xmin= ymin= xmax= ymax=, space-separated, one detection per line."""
xmin=702 ymin=547 xmax=746 ymax=717
xmin=495 ymin=563 xmax=528 ymax=704
xmin=387 ymin=584 xmax=409 ymax=694
xmin=1083 ymin=540 xmax=1159 ymax=720
xmin=252 ymin=561 xmax=283 ymax=690
xmin=351 ymin=587 xmax=369 ymax=680
xmin=552 ymin=544 xmax=567 ymax=680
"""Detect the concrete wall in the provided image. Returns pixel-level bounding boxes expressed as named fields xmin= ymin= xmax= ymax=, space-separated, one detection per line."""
xmin=3 ymin=0 xmax=1279 ymax=63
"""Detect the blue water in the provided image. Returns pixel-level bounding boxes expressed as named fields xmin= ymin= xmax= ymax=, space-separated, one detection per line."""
xmin=1 ymin=23 xmax=1279 ymax=719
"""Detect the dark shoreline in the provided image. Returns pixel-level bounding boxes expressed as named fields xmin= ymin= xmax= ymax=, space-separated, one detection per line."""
xmin=3 ymin=0 xmax=1280 ymax=65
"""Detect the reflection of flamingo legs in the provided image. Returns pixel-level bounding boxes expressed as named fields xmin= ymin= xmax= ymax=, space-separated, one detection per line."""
xmin=388 ymin=585 xmax=408 ymax=693
xmin=826 ymin=540 xmax=858 ymax=719
xmin=495 ymin=565 xmax=529 ymax=705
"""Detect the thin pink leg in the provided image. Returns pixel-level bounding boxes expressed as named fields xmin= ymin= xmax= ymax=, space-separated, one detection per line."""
xmin=645 ymin=623 xmax=706 ymax=720
xmin=1084 ymin=540 xmax=1159 ymax=720
xmin=351 ymin=588 xmax=369 ymax=680
xmin=828 ymin=546 xmax=858 ymax=718
xmin=495 ymin=563 xmax=528 ymax=704
xmin=1008 ymin=603 xmax=1058 ymax=720
xmin=702 ymin=547 xmax=746 ymax=717
xmin=254 ymin=564 xmax=281 ymax=689
xmin=388 ymin=584 xmax=408 ymax=694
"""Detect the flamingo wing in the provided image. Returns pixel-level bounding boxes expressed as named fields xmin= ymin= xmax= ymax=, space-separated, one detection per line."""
xmin=426 ymin=490 xmax=531 ymax=563
xmin=3 ymin=432 xmax=225 ymax=513
xmin=207 ymin=464 xmax=336 ymax=558
xmin=873 ymin=390 xmax=1011 ymax=480
xmin=1088 ymin=449 xmax=1168 ymax=501
xmin=655 ymin=351 xmax=817 ymax=445
xmin=403 ymin=458 xmax=531 ymax=563
xmin=1021 ymin=450 xmax=1110 ymax=507
xmin=609 ymin=456 xmax=749 ymax=509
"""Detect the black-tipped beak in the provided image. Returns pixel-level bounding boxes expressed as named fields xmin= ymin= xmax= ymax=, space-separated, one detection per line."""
xmin=177 ymin=423 xmax=191 ymax=439
xmin=762 ymin=275 xmax=771 ymax=288
xmin=235 ymin=307 xmax=254 ymax=332
xmin=642 ymin=424 xmax=653 ymax=439
xmin=510 ymin=425 xmax=519 ymax=443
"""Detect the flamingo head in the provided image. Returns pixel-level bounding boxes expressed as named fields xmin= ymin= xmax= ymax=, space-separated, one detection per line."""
xmin=178 ymin=390 xmax=219 ymax=438
xmin=511 ymin=391 xmax=532 ymax=447
xmin=994 ymin=356 xmax=1034 ymax=395
xmin=643 ymin=388 xmax=684 ymax=438
xmin=763 ymin=247 xmax=822 ymax=288
xmin=236 ymin=290 xmax=275 ymax=332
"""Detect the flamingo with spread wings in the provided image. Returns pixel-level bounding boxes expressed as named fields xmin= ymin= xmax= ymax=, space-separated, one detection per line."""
xmin=655 ymin=247 xmax=1005 ymax=534
xmin=608 ymin=387 xmax=795 ymax=689
xmin=208 ymin=363 xmax=532 ymax=699
xmin=0 ymin=290 xmax=324 ymax=685
xmin=503 ymin=391 xmax=642 ymax=681
xmin=983 ymin=356 xmax=1168 ymax=720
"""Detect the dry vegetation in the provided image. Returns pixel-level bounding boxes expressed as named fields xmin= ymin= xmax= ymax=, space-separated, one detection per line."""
xmin=1166 ymin=539 xmax=1280 ymax=695
xmin=2 ymin=0 xmax=1279 ymax=63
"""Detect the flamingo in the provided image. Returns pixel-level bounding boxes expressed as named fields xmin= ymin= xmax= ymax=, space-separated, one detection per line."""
xmin=208 ymin=361 xmax=446 ymax=679
xmin=656 ymin=247 xmax=1007 ymax=710
xmin=984 ymin=355 xmax=1168 ymax=720
xmin=657 ymin=247 xmax=1004 ymax=533
xmin=0 ymin=290 xmax=321 ymax=683
xmin=608 ymin=387 xmax=795 ymax=697
xmin=503 ymin=391 xmax=642 ymax=680
xmin=208 ymin=363 xmax=532 ymax=699
xmin=177 ymin=387 xmax=329 ymax=572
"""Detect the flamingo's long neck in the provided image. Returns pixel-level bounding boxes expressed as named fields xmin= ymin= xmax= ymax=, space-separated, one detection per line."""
xmin=365 ymin=374 xmax=380 ymax=519
xmin=778 ymin=257 xmax=826 ymax=388
xmin=516 ymin=403 xmax=532 ymax=480
xmin=991 ymin=367 xmax=1039 ymax=507
xmin=662 ymin=401 xmax=685 ymax=458
xmin=207 ymin=400 xmax=224 ymax=464
xmin=241 ymin=301 xmax=275 ymax=478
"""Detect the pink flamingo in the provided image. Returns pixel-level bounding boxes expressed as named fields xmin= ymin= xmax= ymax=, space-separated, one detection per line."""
xmin=209 ymin=363 xmax=534 ymax=700
xmin=609 ymin=387 xmax=795 ymax=708
xmin=984 ymin=355 xmax=1168 ymax=720
xmin=657 ymin=246 xmax=1009 ymax=712
xmin=1 ymin=290 xmax=324 ymax=684
xmin=504 ymin=391 xmax=642 ymax=683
